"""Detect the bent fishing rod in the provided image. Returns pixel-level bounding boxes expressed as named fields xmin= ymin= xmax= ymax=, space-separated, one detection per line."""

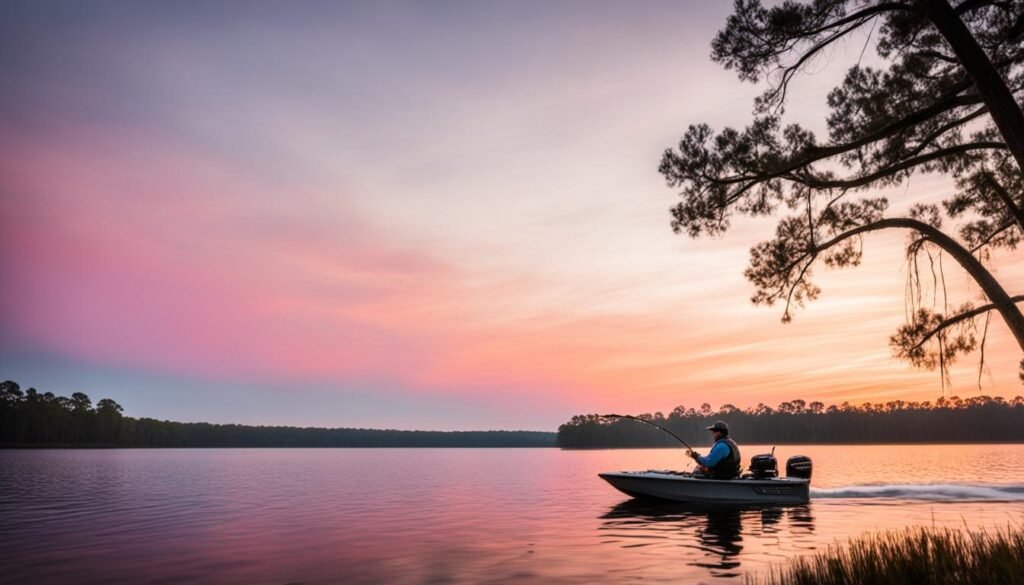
xmin=600 ymin=414 xmax=694 ymax=451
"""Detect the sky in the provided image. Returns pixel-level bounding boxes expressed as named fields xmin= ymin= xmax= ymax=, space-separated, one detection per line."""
xmin=1 ymin=0 xmax=1022 ymax=431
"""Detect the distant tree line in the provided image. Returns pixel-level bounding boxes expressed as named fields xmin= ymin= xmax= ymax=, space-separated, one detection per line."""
xmin=0 ymin=381 xmax=556 ymax=448
xmin=557 ymin=396 xmax=1024 ymax=448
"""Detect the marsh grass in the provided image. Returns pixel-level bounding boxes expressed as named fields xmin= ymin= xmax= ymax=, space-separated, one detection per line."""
xmin=749 ymin=524 xmax=1024 ymax=585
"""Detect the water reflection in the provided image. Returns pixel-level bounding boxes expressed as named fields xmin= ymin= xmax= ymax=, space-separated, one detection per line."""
xmin=599 ymin=500 xmax=815 ymax=579
xmin=5 ymin=447 xmax=1023 ymax=584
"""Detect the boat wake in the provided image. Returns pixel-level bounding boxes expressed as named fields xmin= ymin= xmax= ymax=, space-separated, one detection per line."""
xmin=811 ymin=483 xmax=1024 ymax=502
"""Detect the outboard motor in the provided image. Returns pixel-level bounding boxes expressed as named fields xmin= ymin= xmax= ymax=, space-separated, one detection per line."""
xmin=749 ymin=453 xmax=778 ymax=479
xmin=786 ymin=455 xmax=813 ymax=480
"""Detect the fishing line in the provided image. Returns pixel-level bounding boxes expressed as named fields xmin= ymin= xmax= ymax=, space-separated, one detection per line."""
xmin=600 ymin=414 xmax=694 ymax=451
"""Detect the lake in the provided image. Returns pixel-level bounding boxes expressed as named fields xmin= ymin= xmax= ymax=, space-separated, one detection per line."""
xmin=3 ymin=445 xmax=1024 ymax=584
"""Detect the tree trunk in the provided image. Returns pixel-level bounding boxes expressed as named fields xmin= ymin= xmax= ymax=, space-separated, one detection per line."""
xmin=815 ymin=217 xmax=1024 ymax=351
xmin=921 ymin=0 xmax=1024 ymax=174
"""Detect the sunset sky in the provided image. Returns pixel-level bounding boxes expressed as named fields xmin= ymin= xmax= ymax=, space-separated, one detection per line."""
xmin=2 ymin=0 xmax=1022 ymax=430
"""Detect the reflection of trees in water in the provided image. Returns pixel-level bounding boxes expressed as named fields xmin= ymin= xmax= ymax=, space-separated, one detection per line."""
xmin=599 ymin=501 xmax=815 ymax=579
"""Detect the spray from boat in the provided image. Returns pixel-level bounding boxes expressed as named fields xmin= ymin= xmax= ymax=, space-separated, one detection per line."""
xmin=811 ymin=483 xmax=1024 ymax=501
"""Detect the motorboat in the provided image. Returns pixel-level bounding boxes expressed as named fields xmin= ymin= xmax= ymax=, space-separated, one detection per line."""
xmin=599 ymin=455 xmax=813 ymax=505
xmin=599 ymin=470 xmax=810 ymax=504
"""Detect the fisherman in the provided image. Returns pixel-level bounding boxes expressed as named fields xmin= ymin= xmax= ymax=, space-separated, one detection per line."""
xmin=686 ymin=421 xmax=741 ymax=479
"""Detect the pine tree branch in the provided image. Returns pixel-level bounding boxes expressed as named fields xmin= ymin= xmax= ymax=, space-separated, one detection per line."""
xmin=708 ymin=84 xmax=981 ymax=189
xmin=908 ymin=294 xmax=1024 ymax=352
xmin=969 ymin=219 xmax=1017 ymax=252
xmin=765 ymin=216 xmax=1024 ymax=350
xmin=786 ymin=142 xmax=1006 ymax=190
xmin=981 ymin=171 xmax=1024 ymax=230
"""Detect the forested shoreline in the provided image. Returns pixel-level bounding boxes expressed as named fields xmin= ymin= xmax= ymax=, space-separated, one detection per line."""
xmin=557 ymin=396 xmax=1024 ymax=448
xmin=0 ymin=381 xmax=555 ymax=448
xmin=9 ymin=378 xmax=1024 ymax=449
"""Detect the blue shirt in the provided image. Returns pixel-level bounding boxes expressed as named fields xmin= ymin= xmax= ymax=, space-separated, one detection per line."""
xmin=696 ymin=440 xmax=731 ymax=468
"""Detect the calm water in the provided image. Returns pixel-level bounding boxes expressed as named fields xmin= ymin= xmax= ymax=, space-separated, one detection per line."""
xmin=3 ymin=445 xmax=1024 ymax=584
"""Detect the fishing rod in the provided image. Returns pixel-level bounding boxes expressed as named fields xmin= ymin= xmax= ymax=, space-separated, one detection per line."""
xmin=600 ymin=414 xmax=694 ymax=451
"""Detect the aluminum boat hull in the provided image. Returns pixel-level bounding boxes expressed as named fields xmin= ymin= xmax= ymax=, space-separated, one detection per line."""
xmin=599 ymin=471 xmax=810 ymax=504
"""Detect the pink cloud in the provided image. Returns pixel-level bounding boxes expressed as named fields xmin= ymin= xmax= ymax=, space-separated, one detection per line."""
xmin=0 ymin=125 xmax=456 ymax=386
xmin=2 ymin=123 xmax=1022 ymax=418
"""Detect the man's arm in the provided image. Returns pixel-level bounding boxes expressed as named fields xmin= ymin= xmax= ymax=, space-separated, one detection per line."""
xmin=695 ymin=442 xmax=728 ymax=467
